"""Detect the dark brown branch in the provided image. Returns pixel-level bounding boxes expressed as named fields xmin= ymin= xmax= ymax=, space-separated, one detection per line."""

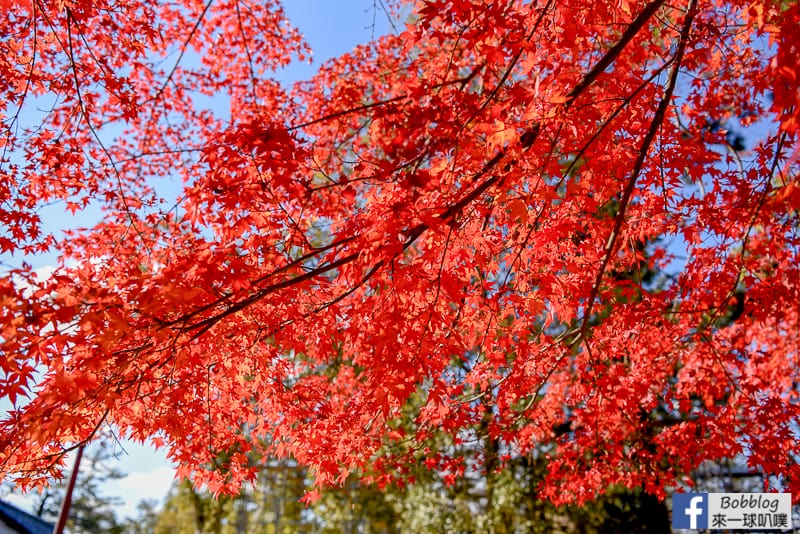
xmin=160 ymin=0 xmax=675 ymax=342
xmin=288 ymin=71 xmax=481 ymax=132
xmin=183 ymin=250 xmax=360 ymax=337
xmin=150 ymin=0 xmax=214 ymax=106
xmin=574 ymin=0 xmax=698 ymax=346
xmin=311 ymin=261 xmax=385 ymax=315
xmin=562 ymin=58 xmax=674 ymax=179
xmin=566 ymin=0 xmax=669 ymax=105
xmin=177 ymin=126 xmax=540 ymax=336
xmin=157 ymin=234 xmax=358 ymax=328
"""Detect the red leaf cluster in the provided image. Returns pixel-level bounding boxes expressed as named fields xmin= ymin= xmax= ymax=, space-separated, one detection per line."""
xmin=1 ymin=0 xmax=798 ymax=502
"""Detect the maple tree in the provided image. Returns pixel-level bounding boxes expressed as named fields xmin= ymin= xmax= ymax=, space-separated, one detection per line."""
xmin=1 ymin=0 xmax=799 ymax=505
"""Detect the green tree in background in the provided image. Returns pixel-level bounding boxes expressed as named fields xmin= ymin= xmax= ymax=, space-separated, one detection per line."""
xmin=149 ymin=459 xmax=311 ymax=534
xmin=142 ymin=453 xmax=671 ymax=533
xmin=149 ymin=479 xmax=239 ymax=534
xmin=121 ymin=499 xmax=161 ymax=534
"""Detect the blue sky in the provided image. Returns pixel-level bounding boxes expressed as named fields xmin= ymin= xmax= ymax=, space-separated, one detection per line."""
xmin=2 ymin=0 xmax=395 ymax=520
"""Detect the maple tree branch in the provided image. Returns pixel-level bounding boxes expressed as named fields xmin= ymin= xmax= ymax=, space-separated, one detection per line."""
xmin=692 ymin=132 xmax=788 ymax=333
xmin=287 ymin=73 xmax=479 ymax=132
xmin=156 ymin=234 xmax=358 ymax=328
xmin=478 ymin=43 xmax=524 ymax=113
xmin=172 ymin=125 xmax=540 ymax=337
xmin=6 ymin=407 xmax=110 ymax=476
xmin=687 ymin=131 xmax=790 ymax=399
xmin=475 ymin=0 xmax=555 ymax=114
xmin=490 ymin=3 xmax=703 ymax=414
xmin=375 ymin=0 xmax=399 ymax=36
xmin=738 ymin=132 xmax=788 ymax=262
xmin=566 ymin=0 xmax=669 ymax=105
xmin=496 ymin=198 xmax=548 ymax=295
xmin=234 ymin=0 xmax=259 ymax=104
xmin=169 ymin=2 xmax=588 ymax=337
xmin=413 ymin=223 xmax=458 ymax=360
xmin=561 ymin=57 xmax=675 ymax=179
xmin=1 ymin=1 xmax=38 ymax=164
xmin=184 ymin=251 xmax=361 ymax=338
xmin=150 ymin=0 xmax=214 ymax=106
xmin=93 ymin=146 xmax=205 ymax=167
xmin=437 ymin=24 xmax=472 ymax=87
xmin=135 ymin=0 xmax=688 ymax=410
xmin=575 ymin=0 xmax=698 ymax=347
xmin=293 ymin=95 xmax=410 ymax=132
xmin=310 ymin=261 xmax=385 ymax=315
xmin=707 ymin=340 xmax=745 ymax=398
xmin=60 ymin=8 xmax=154 ymax=260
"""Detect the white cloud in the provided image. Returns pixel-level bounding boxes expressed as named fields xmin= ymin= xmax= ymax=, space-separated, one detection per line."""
xmin=100 ymin=440 xmax=176 ymax=520
xmin=111 ymin=465 xmax=175 ymax=520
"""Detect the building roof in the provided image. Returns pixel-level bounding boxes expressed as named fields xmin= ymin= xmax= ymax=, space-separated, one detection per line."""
xmin=0 ymin=500 xmax=55 ymax=534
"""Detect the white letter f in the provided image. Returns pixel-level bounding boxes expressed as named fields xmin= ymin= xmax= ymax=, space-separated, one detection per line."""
xmin=685 ymin=495 xmax=704 ymax=529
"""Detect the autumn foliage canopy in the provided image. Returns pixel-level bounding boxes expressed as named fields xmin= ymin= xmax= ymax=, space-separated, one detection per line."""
xmin=1 ymin=0 xmax=799 ymax=503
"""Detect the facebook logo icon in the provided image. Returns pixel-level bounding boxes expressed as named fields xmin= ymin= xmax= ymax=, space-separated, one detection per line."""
xmin=673 ymin=493 xmax=708 ymax=529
